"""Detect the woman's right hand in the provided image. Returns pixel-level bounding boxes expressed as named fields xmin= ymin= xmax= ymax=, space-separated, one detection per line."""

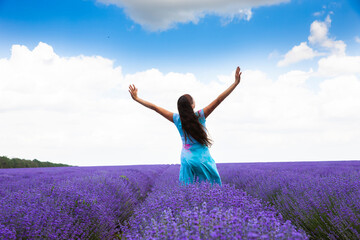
xmin=128 ymin=84 xmax=138 ymax=101
xmin=235 ymin=66 xmax=242 ymax=85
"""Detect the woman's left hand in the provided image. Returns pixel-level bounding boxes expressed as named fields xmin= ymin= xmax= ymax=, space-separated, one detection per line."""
xmin=128 ymin=84 xmax=138 ymax=100
xmin=235 ymin=66 xmax=242 ymax=85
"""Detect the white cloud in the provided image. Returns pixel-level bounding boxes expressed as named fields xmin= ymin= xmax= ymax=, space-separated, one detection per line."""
xmin=277 ymin=69 xmax=313 ymax=87
xmin=308 ymin=15 xmax=346 ymax=55
xmin=268 ymin=50 xmax=280 ymax=60
xmin=317 ymin=55 xmax=360 ymax=77
xmin=278 ymin=15 xmax=347 ymax=67
xmin=313 ymin=11 xmax=324 ymax=17
xmin=355 ymin=36 xmax=360 ymax=43
xmin=220 ymin=8 xmax=252 ymax=26
xmin=318 ymin=75 xmax=360 ymax=120
xmin=1 ymin=42 xmax=360 ymax=165
xmin=313 ymin=5 xmax=327 ymax=17
xmin=277 ymin=42 xmax=322 ymax=67
xmin=97 ymin=0 xmax=289 ymax=31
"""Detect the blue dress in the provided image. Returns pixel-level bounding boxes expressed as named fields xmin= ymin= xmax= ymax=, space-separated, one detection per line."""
xmin=173 ymin=109 xmax=222 ymax=186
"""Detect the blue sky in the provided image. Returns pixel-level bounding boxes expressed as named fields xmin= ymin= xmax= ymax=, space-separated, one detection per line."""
xmin=1 ymin=0 xmax=360 ymax=166
xmin=1 ymin=0 xmax=359 ymax=80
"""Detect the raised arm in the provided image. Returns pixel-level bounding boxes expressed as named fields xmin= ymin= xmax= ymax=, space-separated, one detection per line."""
xmin=203 ymin=66 xmax=242 ymax=119
xmin=128 ymin=84 xmax=174 ymax=123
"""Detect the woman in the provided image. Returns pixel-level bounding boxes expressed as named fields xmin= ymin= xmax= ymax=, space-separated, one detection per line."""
xmin=128 ymin=66 xmax=242 ymax=186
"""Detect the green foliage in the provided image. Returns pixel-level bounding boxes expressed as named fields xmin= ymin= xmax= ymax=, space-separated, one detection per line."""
xmin=0 ymin=155 xmax=72 ymax=168
xmin=119 ymin=175 xmax=129 ymax=181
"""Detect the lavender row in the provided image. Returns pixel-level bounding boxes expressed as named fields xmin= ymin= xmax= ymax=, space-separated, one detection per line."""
xmin=0 ymin=165 xmax=168 ymax=239
xmin=121 ymin=165 xmax=308 ymax=239
xmin=218 ymin=161 xmax=360 ymax=239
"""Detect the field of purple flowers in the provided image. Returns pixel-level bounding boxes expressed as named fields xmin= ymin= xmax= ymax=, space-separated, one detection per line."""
xmin=218 ymin=161 xmax=360 ymax=240
xmin=0 ymin=165 xmax=168 ymax=239
xmin=120 ymin=165 xmax=307 ymax=239
xmin=1 ymin=161 xmax=359 ymax=239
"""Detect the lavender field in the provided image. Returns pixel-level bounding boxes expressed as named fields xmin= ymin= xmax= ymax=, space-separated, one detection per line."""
xmin=1 ymin=161 xmax=359 ymax=239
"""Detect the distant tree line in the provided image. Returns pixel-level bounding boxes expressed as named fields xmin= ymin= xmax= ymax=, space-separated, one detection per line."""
xmin=0 ymin=156 xmax=72 ymax=168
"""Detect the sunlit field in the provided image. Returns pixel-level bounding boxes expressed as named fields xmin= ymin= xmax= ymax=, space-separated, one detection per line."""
xmin=1 ymin=161 xmax=359 ymax=239
xmin=1 ymin=0 xmax=360 ymax=239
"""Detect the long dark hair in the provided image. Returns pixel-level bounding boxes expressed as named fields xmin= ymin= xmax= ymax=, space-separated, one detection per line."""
xmin=177 ymin=94 xmax=213 ymax=147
